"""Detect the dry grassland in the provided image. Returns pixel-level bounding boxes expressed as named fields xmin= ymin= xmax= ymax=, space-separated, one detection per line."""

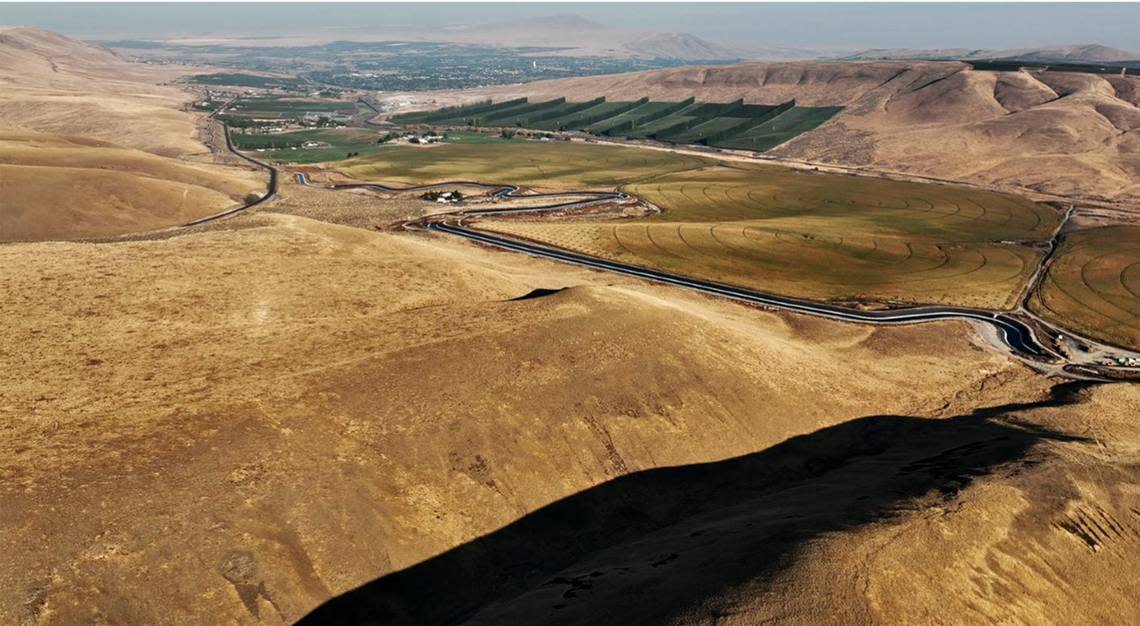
xmin=3 ymin=28 xmax=1139 ymax=626
xmin=0 ymin=28 xmax=263 ymax=241
xmin=4 ymin=212 xmax=1108 ymax=625
xmin=0 ymin=132 xmax=263 ymax=241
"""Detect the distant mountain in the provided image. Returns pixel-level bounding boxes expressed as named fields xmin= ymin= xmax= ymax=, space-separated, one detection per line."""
xmin=621 ymin=32 xmax=742 ymax=61
xmin=843 ymin=43 xmax=1140 ymax=65
xmin=0 ymin=26 xmax=145 ymax=86
xmin=1006 ymin=44 xmax=1139 ymax=64
xmin=107 ymin=12 xmax=814 ymax=62
xmin=424 ymin=13 xmax=743 ymax=61
xmin=500 ymin=13 xmax=608 ymax=33
xmin=0 ymin=27 xmax=120 ymax=71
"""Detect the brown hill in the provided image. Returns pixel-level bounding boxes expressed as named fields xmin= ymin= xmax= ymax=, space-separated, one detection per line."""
xmin=411 ymin=60 xmax=1140 ymax=204
xmin=844 ymin=43 xmax=1140 ymax=64
xmin=1 ymin=210 xmax=1136 ymax=624
xmin=0 ymin=28 xmax=261 ymax=240
xmin=0 ymin=132 xmax=261 ymax=241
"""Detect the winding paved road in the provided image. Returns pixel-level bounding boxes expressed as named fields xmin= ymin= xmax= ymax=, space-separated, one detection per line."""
xmin=181 ymin=117 xmax=278 ymax=227
xmin=294 ymin=171 xmax=1055 ymax=359
xmin=235 ymin=129 xmax=1075 ymax=362
xmin=426 ymin=221 xmax=1052 ymax=358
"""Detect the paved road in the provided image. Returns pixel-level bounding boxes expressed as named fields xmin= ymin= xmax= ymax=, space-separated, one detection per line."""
xmin=295 ymin=172 xmax=1053 ymax=359
xmin=182 ymin=122 xmax=278 ymax=227
xmin=425 ymin=221 xmax=1053 ymax=358
xmin=278 ymin=151 xmax=1058 ymax=359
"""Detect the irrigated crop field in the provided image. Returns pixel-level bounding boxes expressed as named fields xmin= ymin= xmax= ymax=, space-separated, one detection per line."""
xmin=190 ymin=73 xmax=309 ymax=89
xmin=339 ymin=140 xmax=710 ymax=189
xmin=330 ymin=140 xmax=1058 ymax=307
xmin=712 ymin=106 xmax=845 ymax=152
xmin=1032 ymin=225 xmax=1140 ymax=350
xmin=214 ymin=96 xmax=364 ymax=128
xmin=393 ymin=97 xmax=840 ymax=152
xmin=465 ymin=157 xmax=1059 ymax=308
xmin=232 ymin=127 xmax=395 ymax=163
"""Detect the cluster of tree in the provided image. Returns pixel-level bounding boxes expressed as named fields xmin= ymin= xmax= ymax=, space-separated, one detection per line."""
xmin=240 ymin=141 xmax=305 ymax=150
xmin=420 ymin=190 xmax=465 ymax=203
xmin=510 ymin=130 xmax=570 ymax=141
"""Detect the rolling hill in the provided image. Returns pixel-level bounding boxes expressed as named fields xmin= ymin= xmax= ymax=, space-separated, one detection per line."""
xmin=417 ymin=60 xmax=1140 ymax=203
xmin=3 ymin=207 xmax=1138 ymax=624
xmin=0 ymin=27 xmax=262 ymax=240
xmin=2 ymin=24 xmax=1139 ymax=626
xmin=843 ymin=43 xmax=1140 ymax=64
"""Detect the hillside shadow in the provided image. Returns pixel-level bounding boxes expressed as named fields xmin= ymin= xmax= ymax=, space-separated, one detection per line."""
xmin=507 ymin=287 xmax=567 ymax=302
xmin=298 ymin=382 xmax=1093 ymax=626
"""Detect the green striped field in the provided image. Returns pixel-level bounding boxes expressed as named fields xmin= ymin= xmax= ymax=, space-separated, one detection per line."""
xmin=394 ymin=97 xmax=841 ymax=152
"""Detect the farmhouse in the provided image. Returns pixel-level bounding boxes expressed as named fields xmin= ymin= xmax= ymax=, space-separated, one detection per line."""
xmin=420 ymin=190 xmax=464 ymax=204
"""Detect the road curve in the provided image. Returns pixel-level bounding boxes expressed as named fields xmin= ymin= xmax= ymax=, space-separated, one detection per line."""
xmin=182 ymin=123 xmax=278 ymax=227
xmin=296 ymin=162 xmax=1056 ymax=359
xmin=426 ymin=221 xmax=1052 ymax=358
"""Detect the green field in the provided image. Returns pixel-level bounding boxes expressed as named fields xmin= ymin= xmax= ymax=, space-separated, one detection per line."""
xmin=711 ymin=107 xmax=844 ymax=151
xmin=626 ymin=113 xmax=699 ymax=139
xmin=339 ymin=140 xmax=711 ymax=189
xmin=586 ymin=101 xmax=677 ymax=134
xmin=235 ymin=130 xmax=528 ymax=164
xmin=1031 ymin=225 xmax=1140 ymax=350
xmin=442 ymin=152 xmax=1059 ymax=308
xmin=232 ymin=128 xmax=389 ymax=163
xmin=435 ymin=131 xmax=521 ymax=145
xmin=393 ymin=97 xmax=840 ymax=152
xmin=526 ymin=101 xmax=633 ymax=131
xmin=662 ymin=117 xmax=753 ymax=144
xmin=215 ymin=96 xmax=362 ymax=127
xmin=394 ymin=98 xmax=536 ymax=126
xmin=190 ymin=73 xmax=308 ymax=89
xmin=335 ymin=140 xmax=1059 ymax=308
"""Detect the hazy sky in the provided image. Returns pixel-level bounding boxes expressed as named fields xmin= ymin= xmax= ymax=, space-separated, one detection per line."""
xmin=2 ymin=3 xmax=1139 ymax=51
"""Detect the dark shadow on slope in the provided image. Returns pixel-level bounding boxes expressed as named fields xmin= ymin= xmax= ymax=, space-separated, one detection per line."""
xmin=508 ymin=288 xmax=567 ymax=302
xmin=298 ymin=382 xmax=1095 ymax=626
